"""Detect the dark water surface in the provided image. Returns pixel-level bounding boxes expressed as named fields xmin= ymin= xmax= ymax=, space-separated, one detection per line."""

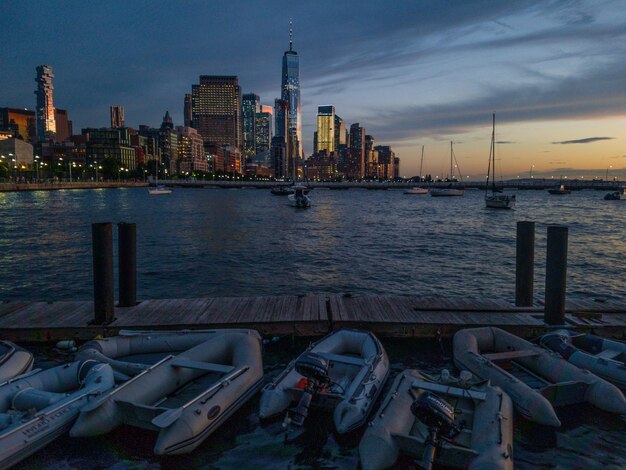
xmin=0 ymin=187 xmax=624 ymax=302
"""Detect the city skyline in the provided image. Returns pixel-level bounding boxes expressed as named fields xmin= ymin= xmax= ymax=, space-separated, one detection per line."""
xmin=1 ymin=0 xmax=625 ymax=178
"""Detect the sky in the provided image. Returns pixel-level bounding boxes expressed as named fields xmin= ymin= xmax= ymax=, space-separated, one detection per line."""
xmin=1 ymin=0 xmax=625 ymax=179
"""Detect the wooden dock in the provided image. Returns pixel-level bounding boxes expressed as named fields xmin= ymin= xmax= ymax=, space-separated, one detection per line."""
xmin=1 ymin=294 xmax=625 ymax=342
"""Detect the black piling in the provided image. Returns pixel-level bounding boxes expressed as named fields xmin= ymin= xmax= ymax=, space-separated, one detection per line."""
xmin=118 ymin=222 xmax=137 ymax=307
xmin=515 ymin=221 xmax=535 ymax=307
xmin=545 ymin=225 xmax=568 ymax=325
xmin=92 ymin=222 xmax=114 ymax=324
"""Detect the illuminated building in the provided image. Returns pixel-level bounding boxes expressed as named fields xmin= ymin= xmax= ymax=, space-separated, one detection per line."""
xmin=255 ymin=105 xmax=273 ymax=153
xmin=347 ymin=123 xmax=365 ymax=179
xmin=0 ymin=108 xmax=36 ymax=142
xmin=35 ymin=65 xmax=56 ymax=140
xmin=281 ymin=20 xmax=302 ymax=158
xmin=242 ymin=93 xmax=260 ymax=157
xmin=184 ymin=94 xmax=192 ymax=127
xmin=110 ymin=106 xmax=125 ymax=129
xmin=54 ymin=109 xmax=73 ymax=141
xmin=191 ymin=75 xmax=242 ymax=150
xmin=316 ymin=105 xmax=335 ymax=153
xmin=177 ymin=126 xmax=207 ymax=173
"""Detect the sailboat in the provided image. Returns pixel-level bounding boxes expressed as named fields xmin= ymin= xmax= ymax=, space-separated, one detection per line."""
xmin=430 ymin=141 xmax=464 ymax=197
xmin=404 ymin=146 xmax=429 ymax=194
xmin=485 ymin=114 xmax=515 ymax=209
xmin=149 ymin=155 xmax=172 ymax=195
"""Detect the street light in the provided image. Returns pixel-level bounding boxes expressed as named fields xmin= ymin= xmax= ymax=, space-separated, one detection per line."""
xmin=606 ymin=165 xmax=612 ymax=180
xmin=35 ymin=155 xmax=40 ymax=180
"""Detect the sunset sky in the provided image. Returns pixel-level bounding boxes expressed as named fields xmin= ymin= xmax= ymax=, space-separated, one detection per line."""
xmin=1 ymin=0 xmax=624 ymax=179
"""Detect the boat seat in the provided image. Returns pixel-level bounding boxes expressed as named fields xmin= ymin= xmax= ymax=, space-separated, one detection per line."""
xmin=411 ymin=380 xmax=487 ymax=401
xmin=317 ymin=352 xmax=366 ymax=367
xmin=170 ymin=358 xmax=234 ymax=374
xmin=116 ymin=400 xmax=171 ymax=430
xmin=596 ymin=349 xmax=622 ymax=360
xmin=483 ymin=350 xmax=540 ymax=361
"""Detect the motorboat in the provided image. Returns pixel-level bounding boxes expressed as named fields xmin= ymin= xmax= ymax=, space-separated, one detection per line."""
xmin=485 ymin=114 xmax=515 ymax=209
xmin=453 ymin=327 xmax=626 ymax=426
xmin=148 ymin=185 xmax=172 ymax=195
xmin=76 ymin=329 xmax=250 ymax=380
xmin=360 ymin=369 xmax=514 ymax=470
xmin=288 ymin=185 xmax=311 ymax=208
xmin=604 ymin=188 xmax=626 ymax=200
xmin=270 ymin=186 xmax=294 ymax=196
xmin=548 ymin=184 xmax=570 ymax=195
xmin=259 ymin=328 xmax=389 ymax=434
xmin=0 ymin=360 xmax=115 ymax=468
xmin=70 ymin=330 xmax=264 ymax=455
xmin=0 ymin=341 xmax=34 ymax=382
xmin=540 ymin=330 xmax=626 ymax=390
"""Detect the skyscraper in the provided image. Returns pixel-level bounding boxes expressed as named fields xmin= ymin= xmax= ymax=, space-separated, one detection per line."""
xmin=183 ymin=94 xmax=193 ymax=127
xmin=110 ymin=106 xmax=125 ymax=128
xmin=281 ymin=20 xmax=302 ymax=157
xmin=316 ymin=105 xmax=335 ymax=153
xmin=255 ymin=105 xmax=273 ymax=153
xmin=348 ymin=123 xmax=366 ymax=179
xmin=242 ymin=93 xmax=260 ymax=157
xmin=35 ymin=65 xmax=56 ymax=140
xmin=191 ymin=75 xmax=242 ymax=150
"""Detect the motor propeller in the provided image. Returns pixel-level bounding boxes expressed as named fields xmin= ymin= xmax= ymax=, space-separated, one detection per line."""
xmin=283 ymin=352 xmax=330 ymax=428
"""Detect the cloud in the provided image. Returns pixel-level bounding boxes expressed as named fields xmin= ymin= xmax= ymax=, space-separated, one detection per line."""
xmin=552 ymin=137 xmax=615 ymax=144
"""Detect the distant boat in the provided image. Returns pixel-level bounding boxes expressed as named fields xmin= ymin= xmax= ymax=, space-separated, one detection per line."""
xmin=485 ymin=114 xmax=515 ymax=209
xmin=604 ymin=188 xmax=626 ymax=200
xmin=430 ymin=141 xmax=464 ymax=197
xmin=548 ymin=184 xmax=571 ymax=195
xmin=149 ymin=157 xmax=172 ymax=195
xmin=270 ymin=186 xmax=294 ymax=196
xmin=288 ymin=185 xmax=311 ymax=208
xmin=404 ymin=146 xmax=429 ymax=195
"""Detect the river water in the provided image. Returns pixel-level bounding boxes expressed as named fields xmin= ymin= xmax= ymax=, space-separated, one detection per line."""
xmin=1 ymin=187 xmax=625 ymax=469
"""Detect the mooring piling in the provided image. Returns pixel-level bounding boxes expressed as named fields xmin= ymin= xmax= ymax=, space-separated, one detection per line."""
xmin=118 ymin=222 xmax=137 ymax=307
xmin=92 ymin=222 xmax=115 ymax=324
xmin=515 ymin=221 xmax=535 ymax=307
xmin=544 ymin=225 xmax=568 ymax=325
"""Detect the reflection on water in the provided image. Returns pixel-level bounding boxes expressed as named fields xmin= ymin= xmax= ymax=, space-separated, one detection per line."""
xmin=0 ymin=187 xmax=624 ymax=302
xmin=19 ymin=339 xmax=626 ymax=469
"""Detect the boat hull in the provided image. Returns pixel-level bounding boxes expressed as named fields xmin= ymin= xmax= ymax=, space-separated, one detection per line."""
xmin=0 ymin=341 xmax=34 ymax=383
xmin=430 ymin=188 xmax=464 ymax=197
xmin=404 ymin=187 xmax=429 ymax=195
xmin=485 ymin=194 xmax=515 ymax=209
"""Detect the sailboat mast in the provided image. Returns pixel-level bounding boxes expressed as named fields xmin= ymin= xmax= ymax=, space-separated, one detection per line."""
xmin=419 ymin=145 xmax=424 ymax=180
xmin=491 ymin=113 xmax=496 ymax=191
xmin=450 ymin=141 xmax=453 ymax=181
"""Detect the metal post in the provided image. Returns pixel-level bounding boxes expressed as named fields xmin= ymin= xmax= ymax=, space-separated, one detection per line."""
xmin=515 ymin=221 xmax=535 ymax=306
xmin=92 ymin=222 xmax=115 ymax=324
xmin=118 ymin=222 xmax=137 ymax=307
xmin=545 ymin=225 xmax=568 ymax=325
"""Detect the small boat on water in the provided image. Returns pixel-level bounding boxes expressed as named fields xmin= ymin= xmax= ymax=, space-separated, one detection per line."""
xmin=453 ymin=327 xmax=626 ymax=426
xmin=604 ymin=188 xmax=626 ymax=200
xmin=76 ymin=329 xmax=248 ymax=380
xmin=404 ymin=146 xmax=429 ymax=195
xmin=270 ymin=186 xmax=294 ymax=196
xmin=71 ymin=330 xmax=264 ymax=455
xmin=485 ymin=114 xmax=515 ymax=209
xmin=259 ymin=329 xmax=389 ymax=433
xmin=287 ymin=185 xmax=311 ymax=208
xmin=431 ymin=142 xmax=464 ymax=197
xmin=0 ymin=341 xmax=34 ymax=382
xmin=540 ymin=330 xmax=626 ymax=390
xmin=0 ymin=360 xmax=115 ymax=468
xmin=548 ymin=184 xmax=570 ymax=195
xmin=360 ymin=369 xmax=513 ymax=470
xmin=148 ymin=185 xmax=172 ymax=195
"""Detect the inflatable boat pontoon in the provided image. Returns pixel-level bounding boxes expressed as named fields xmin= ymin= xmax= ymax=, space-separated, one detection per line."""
xmin=453 ymin=327 xmax=626 ymax=426
xmin=360 ymin=369 xmax=514 ymax=470
xmin=259 ymin=328 xmax=389 ymax=433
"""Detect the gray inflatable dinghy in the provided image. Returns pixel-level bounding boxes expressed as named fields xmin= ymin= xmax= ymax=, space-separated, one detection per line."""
xmin=360 ymin=369 xmax=514 ymax=470
xmin=259 ymin=328 xmax=389 ymax=433
xmin=454 ymin=327 xmax=626 ymax=427
xmin=0 ymin=360 xmax=114 ymax=468
xmin=70 ymin=329 xmax=264 ymax=455
xmin=0 ymin=340 xmax=34 ymax=382
xmin=540 ymin=330 xmax=626 ymax=390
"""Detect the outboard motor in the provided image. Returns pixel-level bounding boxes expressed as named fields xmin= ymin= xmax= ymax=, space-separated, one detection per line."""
xmin=411 ymin=392 xmax=461 ymax=470
xmin=283 ymin=352 xmax=330 ymax=428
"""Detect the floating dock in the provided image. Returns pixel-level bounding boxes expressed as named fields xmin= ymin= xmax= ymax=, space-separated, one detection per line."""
xmin=1 ymin=295 xmax=624 ymax=342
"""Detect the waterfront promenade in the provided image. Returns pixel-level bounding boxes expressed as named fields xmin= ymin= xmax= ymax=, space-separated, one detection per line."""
xmin=0 ymin=181 xmax=148 ymax=192
xmin=1 ymin=294 xmax=625 ymax=342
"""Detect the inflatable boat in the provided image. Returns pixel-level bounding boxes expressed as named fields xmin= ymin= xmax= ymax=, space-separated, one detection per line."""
xmin=70 ymin=329 xmax=264 ymax=455
xmin=0 ymin=360 xmax=114 ymax=468
xmin=359 ymin=369 xmax=514 ymax=470
xmin=0 ymin=340 xmax=34 ymax=382
xmin=540 ymin=330 xmax=626 ymax=390
xmin=453 ymin=327 xmax=626 ymax=426
xmin=77 ymin=329 xmax=252 ymax=380
xmin=259 ymin=328 xmax=389 ymax=433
